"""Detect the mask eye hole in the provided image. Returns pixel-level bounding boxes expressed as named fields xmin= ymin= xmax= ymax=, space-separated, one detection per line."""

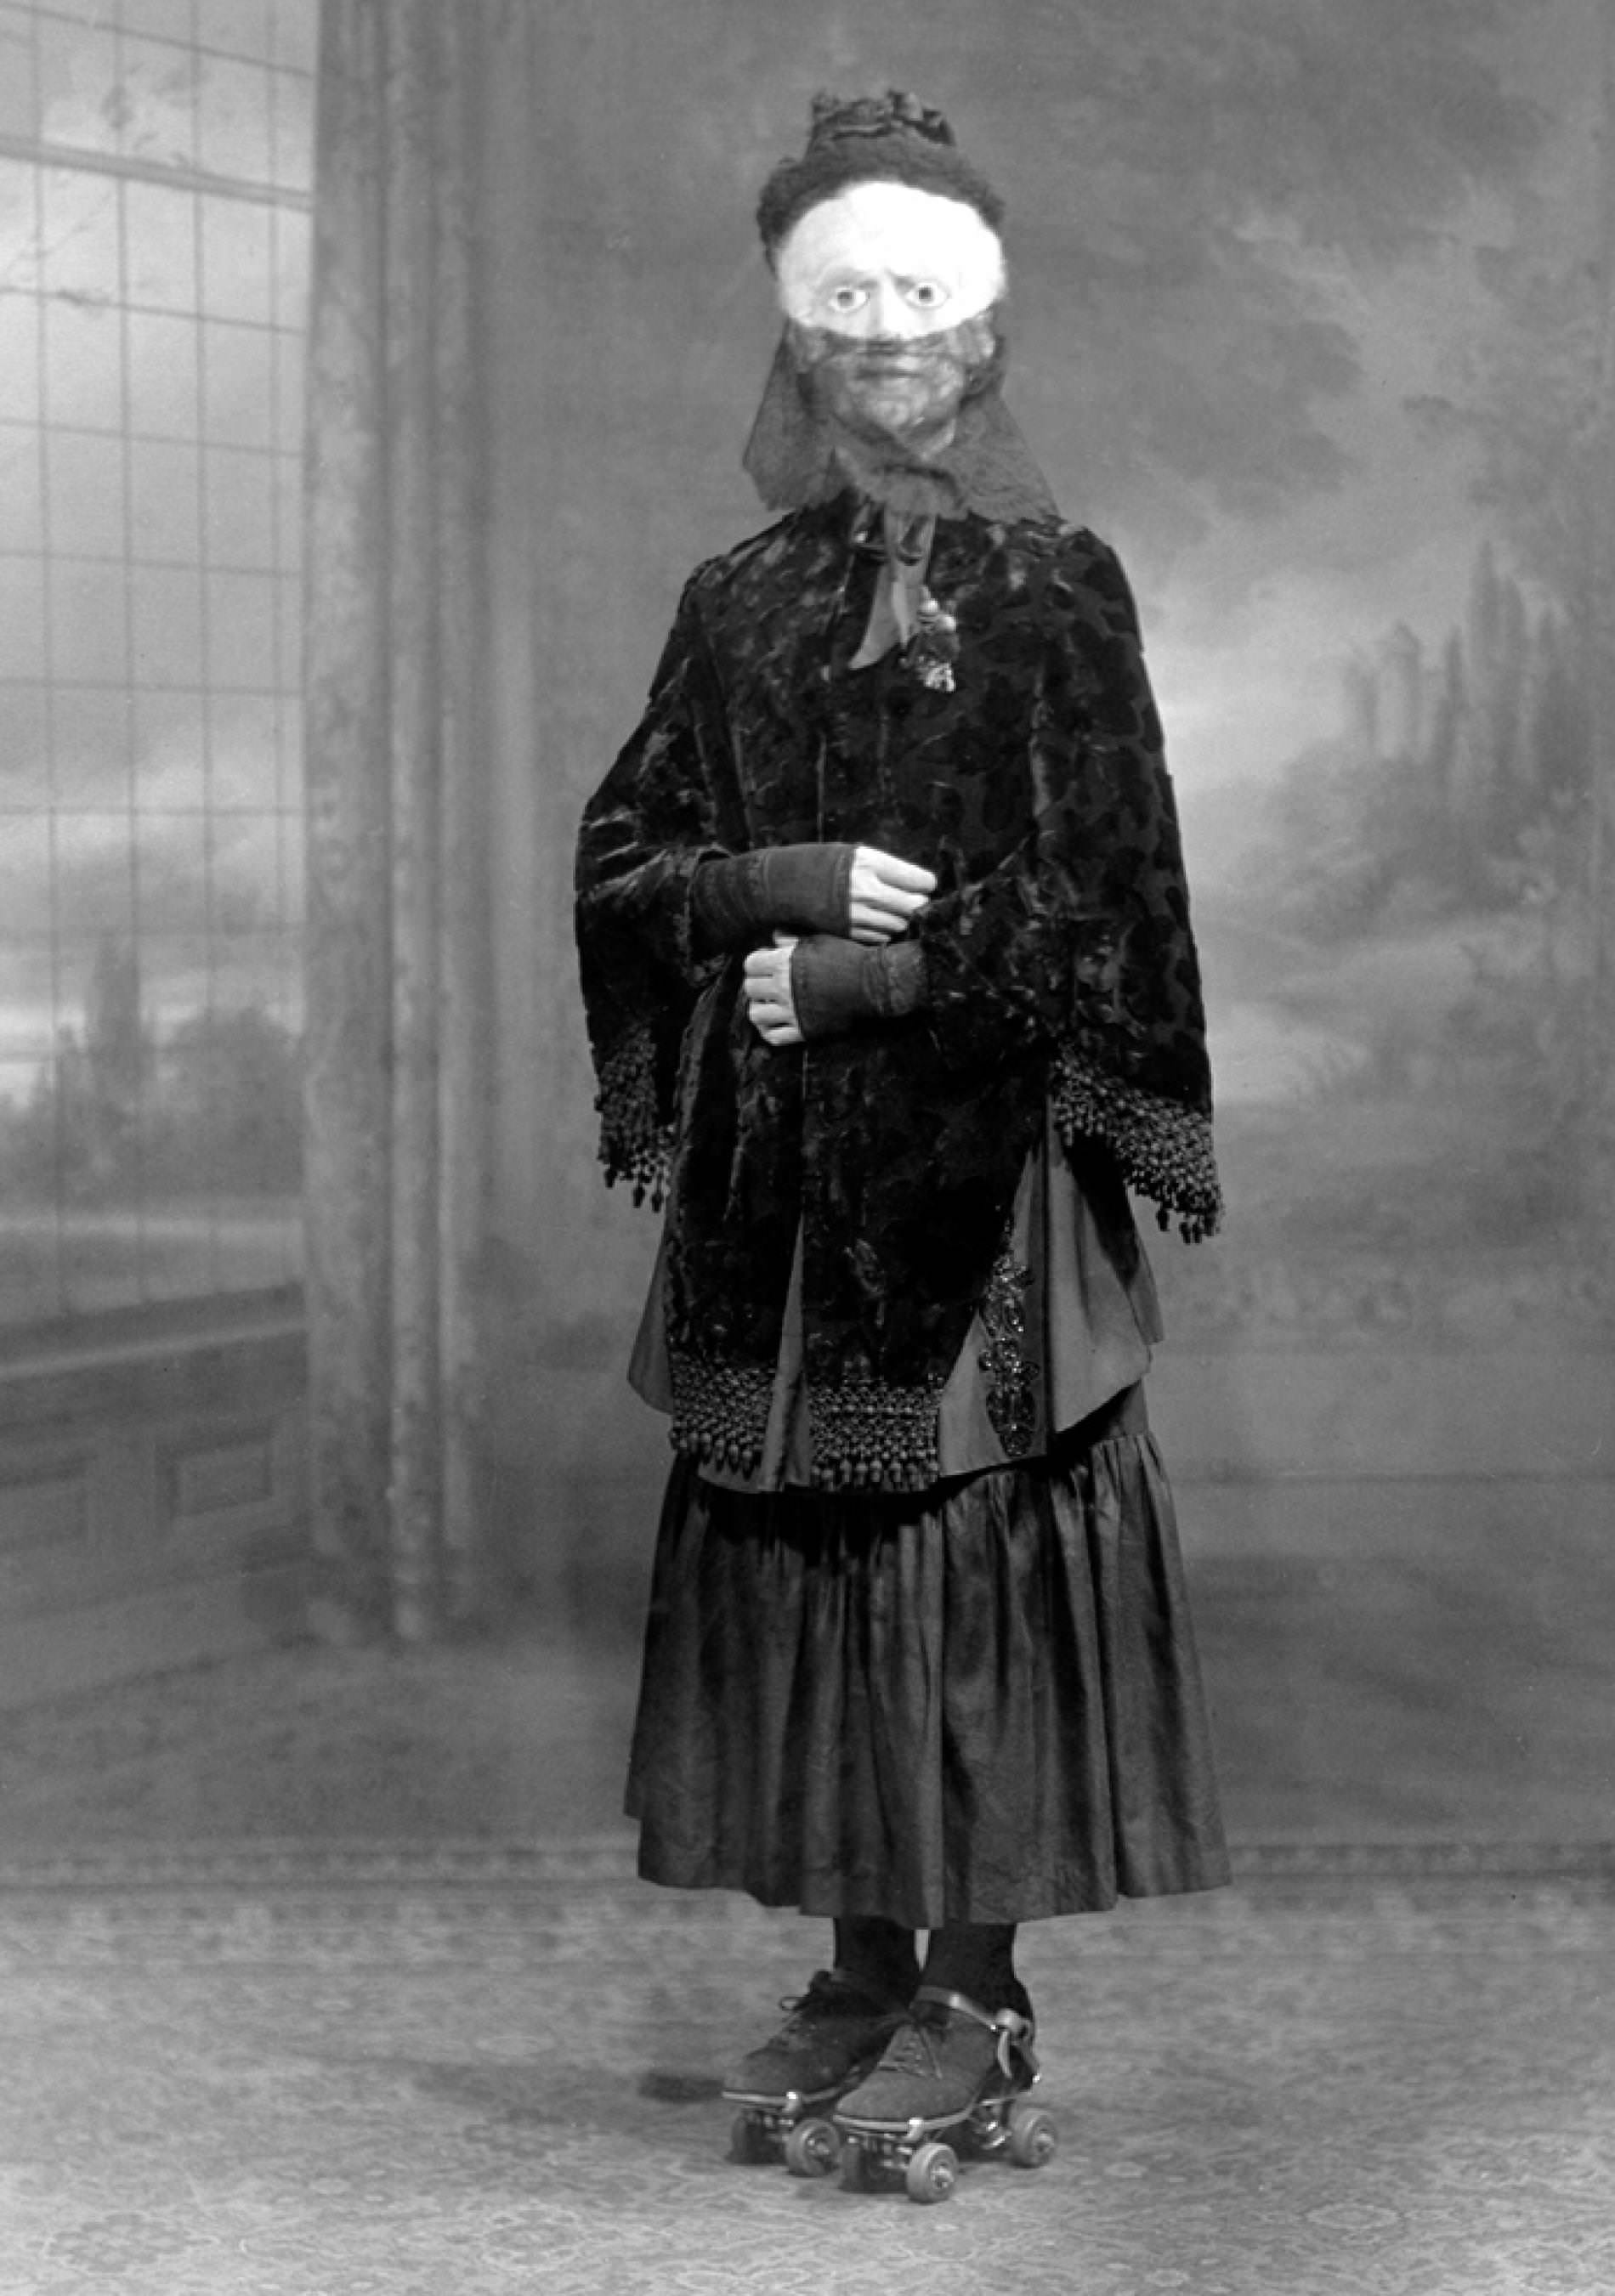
xmin=827 ymin=281 xmax=870 ymax=315
xmin=906 ymin=280 xmax=948 ymax=311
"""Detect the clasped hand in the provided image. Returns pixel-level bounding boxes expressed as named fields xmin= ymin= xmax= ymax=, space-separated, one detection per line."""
xmin=844 ymin=845 xmax=938 ymax=946
xmin=743 ymin=845 xmax=935 ymax=1046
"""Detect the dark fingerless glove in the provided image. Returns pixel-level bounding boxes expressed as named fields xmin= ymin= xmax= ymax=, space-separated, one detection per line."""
xmin=690 ymin=844 xmax=857 ymax=953
xmin=789 ymin=935 xmax=928 ymax=1041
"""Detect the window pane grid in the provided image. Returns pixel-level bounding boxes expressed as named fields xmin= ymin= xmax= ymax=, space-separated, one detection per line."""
xmin=0 ymin=0 xmax=312 ymax=1325
xmin=9 ymin=4 xmax=314 ymax=189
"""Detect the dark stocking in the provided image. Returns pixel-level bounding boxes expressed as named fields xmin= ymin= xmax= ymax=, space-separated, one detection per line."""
xmin=833 ymin=1915 xmax=920 ymax=2006
xmin=919 ymin=1923 xmax=1032 ymax=2020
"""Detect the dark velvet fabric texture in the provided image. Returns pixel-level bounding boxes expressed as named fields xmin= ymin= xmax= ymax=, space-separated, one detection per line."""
xmin=575 ymin=500 xmax=1221 ymax=1489
xmin=624 ymin=1389 xmax=1230 ymax=1926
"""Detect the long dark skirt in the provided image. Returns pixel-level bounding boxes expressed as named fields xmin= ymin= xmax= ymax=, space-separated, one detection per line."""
xmin=624 ymin=1385 xmax=1230 ymax=1927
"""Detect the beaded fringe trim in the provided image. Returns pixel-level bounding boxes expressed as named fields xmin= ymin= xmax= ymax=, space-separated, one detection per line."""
xmin=595 ymin=1025 xmax=672 ymax=1210
xmin=669 ymin=1357 xmax=775 ymax=1481
xmin=1051 ymin=1043 xmax=1223 ymax=1243
xmin=668 ymin=1357 xmax=948 ymax=1491
xmin=807 ymin=1371 xmax=946 ymax=1492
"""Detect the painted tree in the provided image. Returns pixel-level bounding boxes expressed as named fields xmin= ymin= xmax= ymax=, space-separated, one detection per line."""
xmin=1410 ymin=2 xmax=1615 ymax=1249
xmin=3 ymin=936 xmax=150 ymax=1202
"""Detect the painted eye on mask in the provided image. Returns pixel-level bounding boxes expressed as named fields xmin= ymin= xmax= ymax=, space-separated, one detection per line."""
xmin=823 ymin=278 xmax=953 ymax=318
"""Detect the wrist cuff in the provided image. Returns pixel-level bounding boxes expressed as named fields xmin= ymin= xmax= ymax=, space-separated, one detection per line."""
xmin=791 ymin=935 xmax=929 ymax=1039
xmin=692 ymin=844 xmax=856 ymax=951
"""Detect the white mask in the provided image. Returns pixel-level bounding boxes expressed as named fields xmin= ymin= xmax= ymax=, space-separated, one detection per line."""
xmin=774 ymin=181 xmax=1006 ymax=340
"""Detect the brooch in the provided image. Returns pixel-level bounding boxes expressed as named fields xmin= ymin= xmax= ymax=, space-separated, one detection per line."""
xmin=904 ymin=591 xmax=960 ymax=692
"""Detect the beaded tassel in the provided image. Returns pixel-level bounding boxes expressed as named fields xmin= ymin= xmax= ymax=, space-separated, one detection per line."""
xmin=807 ymin=1372 xmax=946 ymax=1491
xmin=669 ymin=1359 xmax=774 ymax=1481
xmin=1050 ymin=1042 xmax=1223 ymax=1243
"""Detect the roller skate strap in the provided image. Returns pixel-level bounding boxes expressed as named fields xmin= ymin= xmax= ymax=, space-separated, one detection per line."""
xmin=911 ymin=1987 xmax=1038 ymax=2083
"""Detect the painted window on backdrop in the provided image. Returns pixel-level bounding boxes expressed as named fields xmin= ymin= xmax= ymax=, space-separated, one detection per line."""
xmin=0 ymin=0 xmax=315 ymax=1326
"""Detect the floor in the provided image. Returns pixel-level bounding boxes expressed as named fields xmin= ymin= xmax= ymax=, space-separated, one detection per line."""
xmin=1 ymin=1857 xmax=1610 ymax=2295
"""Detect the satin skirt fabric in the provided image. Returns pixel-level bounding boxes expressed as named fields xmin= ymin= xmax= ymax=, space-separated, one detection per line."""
xmin=624 ymin=1387 xmax=1230 ymax=1926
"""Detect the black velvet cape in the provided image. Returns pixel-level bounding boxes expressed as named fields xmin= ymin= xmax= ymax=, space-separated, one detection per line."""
xmin=575 ymin=499 xmax=1221 ymax=1493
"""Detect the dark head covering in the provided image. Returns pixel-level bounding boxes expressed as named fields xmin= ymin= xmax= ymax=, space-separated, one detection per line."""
xmin=756 ymin=89 xmax=1005 ymax=258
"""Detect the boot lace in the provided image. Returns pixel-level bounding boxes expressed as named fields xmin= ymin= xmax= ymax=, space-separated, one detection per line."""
xmin=876 ymin=1988 xmax=1037 ymax=2084
xmin=871 ymin=1997 xmax=953 ymax=2080
xmin=772 ymin=1970 xmax=873 ymax=2041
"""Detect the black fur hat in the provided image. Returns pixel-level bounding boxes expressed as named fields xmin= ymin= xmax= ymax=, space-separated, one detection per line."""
xmin=756 ymin=90 xmax=1005 ymax=257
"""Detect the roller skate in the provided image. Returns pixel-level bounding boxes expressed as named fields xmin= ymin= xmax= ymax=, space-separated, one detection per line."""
xmin=722 ymin=1969 xmax=910 ymax=2179
xmin=832 ymin=1985 xmax=1057 ymax=2203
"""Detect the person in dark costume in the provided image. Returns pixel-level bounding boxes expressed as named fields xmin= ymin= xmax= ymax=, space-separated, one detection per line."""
xmin=575 ymin=90 xmax=1229 ymax=2191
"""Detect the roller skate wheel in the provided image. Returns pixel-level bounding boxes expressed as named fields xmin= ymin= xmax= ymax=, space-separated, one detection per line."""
xmin=1006 ymin=2102 xmax=1058 ymax=2169
xmin=784 ymin=2117 xmax=842 ymax=2179
xmin=838 ymin=2136 xmax=871 ymax=2192
xmin=904 ymin=2140 xmax=959 ymax=2204
xmin=729 ymin=2110 xmax=774 ymax=2165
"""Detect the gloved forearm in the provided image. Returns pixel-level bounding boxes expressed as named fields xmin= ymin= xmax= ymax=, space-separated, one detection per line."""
xmin=691 ymin=845 xmax=856 ymax=953
xmin=789 ymin=935 xmax=928 ymax=1040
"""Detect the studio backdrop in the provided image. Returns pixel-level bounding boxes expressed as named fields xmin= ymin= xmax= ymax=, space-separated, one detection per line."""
xmin=295 ymin=0 xmax=1614 ymax=1838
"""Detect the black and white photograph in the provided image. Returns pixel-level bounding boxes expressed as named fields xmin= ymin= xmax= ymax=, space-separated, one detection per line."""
xmin=0 ymin=3 xmax=1611 ymax=2290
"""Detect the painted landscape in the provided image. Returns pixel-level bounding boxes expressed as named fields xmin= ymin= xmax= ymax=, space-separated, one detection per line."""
xmin=1159 ymin=544 xmax=1606 ymax=1351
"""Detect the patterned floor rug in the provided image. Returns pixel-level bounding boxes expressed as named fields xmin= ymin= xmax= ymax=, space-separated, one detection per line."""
xmin=1 ymin=1848 xmax=1611 ymax=2296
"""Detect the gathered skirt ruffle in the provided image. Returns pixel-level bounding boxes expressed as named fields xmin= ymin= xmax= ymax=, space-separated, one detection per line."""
xmin=624 ymin=1388 xmax=1229 ymax=1926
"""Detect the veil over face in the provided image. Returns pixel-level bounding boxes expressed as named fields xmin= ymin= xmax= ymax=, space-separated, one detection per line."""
xmin=744 ymin=183 xmax=1053 ymax=525
xmin=772 ymin=182 xmax=1005 ymax=459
